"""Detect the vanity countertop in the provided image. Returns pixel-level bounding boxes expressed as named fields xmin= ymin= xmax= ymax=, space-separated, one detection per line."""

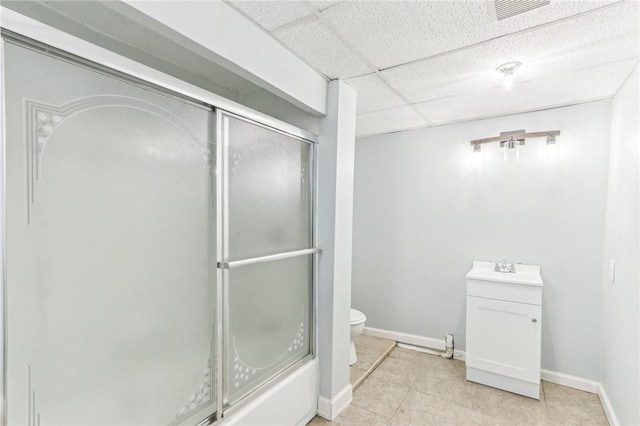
xmin=466 ymin=261 xmax=543 ymax=287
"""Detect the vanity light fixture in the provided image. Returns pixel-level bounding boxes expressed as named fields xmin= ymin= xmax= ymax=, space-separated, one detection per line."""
xmin=470 ymin=129 xmax=561 ymax=165
xmin=499 ymin=130 xmax=525 ymax=164
xmin=497 ymin=61 xmax=522 ymax=91
xmin=470 ymin=129 xmax=560 ymax=147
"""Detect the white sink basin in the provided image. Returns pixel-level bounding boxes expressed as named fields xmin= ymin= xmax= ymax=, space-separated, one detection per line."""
xmin=466 ymin=261 xmax=543 ymax=287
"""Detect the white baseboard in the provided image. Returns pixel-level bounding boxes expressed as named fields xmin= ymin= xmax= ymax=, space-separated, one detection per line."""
xmin=453 ymin=349 xmax=466 ymax=361
xmin=539 ymin=370 xmax=620 ymax=425
xmin=364 ymin=327 xmax=446 ymax=351
xmin=317 ymin=383 xmax=352 ymax=421
xmin=540 ymin=369 xmax=599 ymax=394
xmin=365 ymin=327 xmax=466 ymax=362
xmin=597 ymin=383 xmax=620 ymax=426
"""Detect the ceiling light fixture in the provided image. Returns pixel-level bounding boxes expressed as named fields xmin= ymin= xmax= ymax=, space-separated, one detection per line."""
xmin=497 ymin=61 xmax=522 ymax=91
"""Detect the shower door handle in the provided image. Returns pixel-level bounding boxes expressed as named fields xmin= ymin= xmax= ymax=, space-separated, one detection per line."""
xmin=217 ymin=248 xmax=319 ymax=269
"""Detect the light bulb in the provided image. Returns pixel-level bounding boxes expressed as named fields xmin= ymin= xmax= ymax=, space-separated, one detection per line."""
xmin=472 ymin=144 xmax=482 ymax=172
xmin=497 ymin=62 xmax=521 ymax=92
xmin=544 ymin=136 xmax=558 ymax=167
xmin=503 ymin=139 xmax=519 ymax=164
xmin=504 ymin=72 xmax=514 ymax=91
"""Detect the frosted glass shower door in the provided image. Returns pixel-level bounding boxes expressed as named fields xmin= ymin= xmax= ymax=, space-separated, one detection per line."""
xmin=4 ymin=42 xmax=217 ymax=425
xmin=218 ymin=112 xmax=315 ymax=407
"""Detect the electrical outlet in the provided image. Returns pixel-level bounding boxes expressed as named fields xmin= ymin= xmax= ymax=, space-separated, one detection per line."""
xmin=609 ymin=259 xmax=616 ymax=283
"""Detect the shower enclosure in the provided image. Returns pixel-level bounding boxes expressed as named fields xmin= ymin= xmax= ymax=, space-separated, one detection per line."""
xmin=1 ymin=31 xmax=316 ymax=426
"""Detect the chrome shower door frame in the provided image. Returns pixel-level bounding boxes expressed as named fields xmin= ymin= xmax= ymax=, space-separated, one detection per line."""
xmin=215 ymin=108 xmax=318 ymax=418
xmin=0 ymin=7 xmax=319 ymax=425
xmin=0 ymin=36 xmax=8 ymax=426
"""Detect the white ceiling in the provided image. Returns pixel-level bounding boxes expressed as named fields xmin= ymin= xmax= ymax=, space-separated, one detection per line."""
xmin=227 ymin=0 xmax=640 ymax=137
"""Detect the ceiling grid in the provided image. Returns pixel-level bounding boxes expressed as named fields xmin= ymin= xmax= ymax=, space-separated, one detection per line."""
xmin=300 ymin=1 xmax=433 ymax=126
xmin=376 ymin=0 xmax=634 ymax=75
xmin=227 ymin=0 xmax=639 ymax=137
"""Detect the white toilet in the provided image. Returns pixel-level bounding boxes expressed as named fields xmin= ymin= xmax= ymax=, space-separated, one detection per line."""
xmin=350 ymin=308 xmax=367 ymax=366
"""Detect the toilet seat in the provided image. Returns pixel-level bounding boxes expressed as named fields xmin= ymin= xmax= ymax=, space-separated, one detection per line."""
xmin=350 ymin=308 xmax=366 ymax=325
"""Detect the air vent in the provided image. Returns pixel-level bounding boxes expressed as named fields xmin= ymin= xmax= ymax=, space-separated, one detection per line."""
xmin=492 ymin=0 xmax=550 ymax=21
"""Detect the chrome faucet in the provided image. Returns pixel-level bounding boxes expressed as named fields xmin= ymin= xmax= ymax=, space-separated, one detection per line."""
xmin=494 ymin=260 xmax=516 ymax=273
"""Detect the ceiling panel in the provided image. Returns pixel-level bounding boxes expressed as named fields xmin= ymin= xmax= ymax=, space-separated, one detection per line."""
xmin=228 ymin=0 xmax=637 ymax=136
xmin=228 ymin=1 xmax=313 ymax=31
xmin=311 ymin=1 xmax=339 ymax=12
xmin=273 ymin=18 xmax=372 ymax=79
xmin=356 ymin=105 xmax=428 ymax=137
xmin=382 ymin=2 xmax=639 ymax=104
xmin=414 ymin=59 xmax=638 ymax=126
xmin=320 ymin=0 xmax=621 ymax=69
xmin=346 ymin=73 xmax=407 ymax=114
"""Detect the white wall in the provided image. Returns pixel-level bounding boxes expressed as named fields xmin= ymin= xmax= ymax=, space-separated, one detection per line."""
xmin=601 ymin=66 xmax=639 ymax=426
xmin=124 ymin=1 xmax=327 ymax=115
xmin=1 ymin=1 xmax=324 ymax=132
xmin=352 ymin=101 xmax=612 ymax=380
xmin=239 ymin=89 xmax=320 ymax=135
xmin=317 ymin=81 xmax=357 ymax=420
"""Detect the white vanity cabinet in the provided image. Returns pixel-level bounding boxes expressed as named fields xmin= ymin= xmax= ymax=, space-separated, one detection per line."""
xmin=465 ymin=261 xmax=543 ymax=399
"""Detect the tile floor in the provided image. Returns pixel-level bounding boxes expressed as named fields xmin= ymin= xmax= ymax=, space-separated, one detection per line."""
xmin=350 ymin=335 xmax=396 ymax=389
xmin=311 ymin=338 xmax=609 ymax=425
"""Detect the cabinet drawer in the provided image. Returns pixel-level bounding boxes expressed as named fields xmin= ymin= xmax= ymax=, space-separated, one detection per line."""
xmin=467 ymin=279 xmax=541 ymax=305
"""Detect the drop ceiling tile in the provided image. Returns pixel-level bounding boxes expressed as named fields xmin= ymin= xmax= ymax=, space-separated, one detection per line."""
xmin=414 ymin=59 xmax=638 ymax=126
xmin=228 ymin=1 xmax=313 ymax=31
xmin=382 ymin=1 xmax=639 ymax=104
xmin=321 ymin=0 xmax=622 ymax=69
xmin=356 ymin=106 xmax=427 ymax=137
xmin=273 ymin=18 xmax=372 ymax=79
xmin=516 ymin=33 xmax=639 ymax=83
xmin=311 ymin=1 xmax=340 ymax=12
xmin=346 ymin=73 xmax=406 ymax=114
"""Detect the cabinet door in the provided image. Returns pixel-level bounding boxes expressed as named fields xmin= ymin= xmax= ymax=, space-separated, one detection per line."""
xmin=466 ymin=297 xmax=541 ymax=383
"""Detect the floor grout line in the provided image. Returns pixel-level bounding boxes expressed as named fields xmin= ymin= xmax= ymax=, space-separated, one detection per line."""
xmin=348 ymin=402 xmax=392 ymax=421
xmin=388 ymin=377 xmax=411 ymax=421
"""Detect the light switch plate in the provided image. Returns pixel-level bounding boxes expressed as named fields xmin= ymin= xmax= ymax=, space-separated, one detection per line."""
xmin=609 ymin=259 xmax=616 ymax=283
